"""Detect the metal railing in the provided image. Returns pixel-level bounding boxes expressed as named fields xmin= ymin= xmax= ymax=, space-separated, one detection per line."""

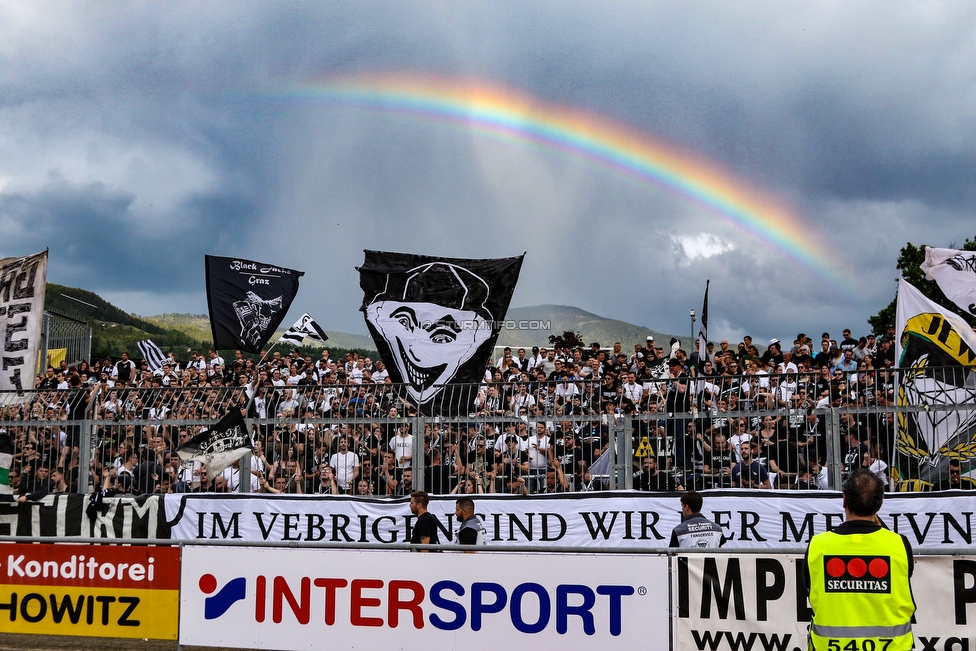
xmin=2 ymin=367 xmax=974 ymax=497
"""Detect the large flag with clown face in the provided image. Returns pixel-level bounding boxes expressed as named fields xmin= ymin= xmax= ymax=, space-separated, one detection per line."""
xmin=358 ymin=251 xmax=524 ymax=416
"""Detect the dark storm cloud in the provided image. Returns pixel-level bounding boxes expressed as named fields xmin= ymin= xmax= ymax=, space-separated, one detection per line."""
xmin=2 ymin=2 xmax=976 ymax=340
xmin=0 ymin=177 xmax=258 ymax=296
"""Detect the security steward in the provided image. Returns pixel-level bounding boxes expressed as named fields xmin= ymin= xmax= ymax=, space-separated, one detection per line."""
xmin=804 ymin=468 xmax=915 ymax=651
xmin=669 ymin=490 xmax=725 ymax=548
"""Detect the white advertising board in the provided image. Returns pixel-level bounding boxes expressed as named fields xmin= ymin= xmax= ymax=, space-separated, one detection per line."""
xmin=180 ymin=547 xmax=670 ymax=650
xmin=673 ymin=554 xmax=976 ymax=651
xmin=164 ymin=491 xmax=976 ymax=549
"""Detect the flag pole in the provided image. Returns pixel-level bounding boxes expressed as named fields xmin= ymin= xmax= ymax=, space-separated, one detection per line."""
xmin=256 ymin=337 xmax=286 ymax=369
xmin=697 ymin=279 xmax=710 ymax=373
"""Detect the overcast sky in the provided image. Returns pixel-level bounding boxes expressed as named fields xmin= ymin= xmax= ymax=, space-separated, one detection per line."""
xmin=2 ymin=2 xmax=975 ymax=344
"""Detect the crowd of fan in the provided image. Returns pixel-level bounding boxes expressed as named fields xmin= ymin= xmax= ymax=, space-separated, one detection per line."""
xmin=5 ymin=323 xmax=975 ymax=502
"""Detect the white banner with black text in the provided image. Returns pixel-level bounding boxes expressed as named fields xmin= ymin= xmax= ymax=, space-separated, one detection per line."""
xmin=163 ymin=490 xmax=976 ymax=549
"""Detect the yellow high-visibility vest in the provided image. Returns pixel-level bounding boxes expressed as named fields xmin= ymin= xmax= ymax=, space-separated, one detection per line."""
xmin=807 ymin=527 xmax=914 ymax=651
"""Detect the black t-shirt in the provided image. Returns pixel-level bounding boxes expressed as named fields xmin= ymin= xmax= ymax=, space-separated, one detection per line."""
xmin=411 ymin=511 xmax=441 ymax=545
xmin=457 ymin=516 xmax=483 ymax=545
xmin=498 ymin=450 xmax=528 ymax=484
xmin=665 ymin=373 xmax=690 ymax=413
xmin=771 ymin=439 xmax=801 ymax=476
xmin=67 ymin=387 xmax=89 ymax=421
xmin=793 ymin=353 xmax=812 ymax=368
xmin=842 ymin=440 xmax=870 ymax=472
xmin=424 ymin=466 xmax=456 ymax=495
xmin=706 ymin=447 xmax=736 ymax=488
xmin=634 ymin=470 xmax=677 ymax=491
xmin=553 ymin=440 xmax=585 ymax=479
xmin=465 ymin=450 xmax=494 ymax=476
xmin=115 ymin=360 xmax=134 ymax=384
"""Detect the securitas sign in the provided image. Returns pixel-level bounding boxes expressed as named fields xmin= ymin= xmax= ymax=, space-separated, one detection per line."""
xmin=823 ymin=555 xmax=891 ymax=593
xmin=179 ymin=547 xmax=669 ymax=650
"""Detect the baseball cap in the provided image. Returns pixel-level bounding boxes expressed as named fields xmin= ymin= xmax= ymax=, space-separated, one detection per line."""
xmin=646 ymin=335 xmax=654 ymax=342
xmin=769 ymin=338 xmax=780 ymax=346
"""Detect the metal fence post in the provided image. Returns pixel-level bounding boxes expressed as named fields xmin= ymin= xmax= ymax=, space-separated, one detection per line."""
xmin=239 ymin=417 xmax=256 ymax=494
xmin=826 ymin=408 xmax=843 ymax=490
xmin=412 ymin=415 xmax=426 ymax=492
xmin=77 ymin=417 xmax=92 ymax=494
xmin=76 ymin=385 xmax=103 ymax=494
xmin=39 ymin=312 xmax=49 ymax=379
xmin=618 ymin=415 xmax=633 ymax=490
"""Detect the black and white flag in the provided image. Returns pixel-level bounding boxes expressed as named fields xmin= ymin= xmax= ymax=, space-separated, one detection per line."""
xmin=920 ymin=246 xmax=976 ymax=317
xmin=278 ymin=313 xmax=329 ymax=348
xmin=358 ymin=250 xmax=524 ymax=415
xmin=137 ymin=339 xmax=167 ymax=372
xmin=176 ymin=408 xmax=251 ymax=475
xmin=0 ymin=250 xmax=47 ymax=393
xmin=205 ymin=255 xmax=304 ymax=353
xmin=697 ymin=279 xmax=709 ymax=371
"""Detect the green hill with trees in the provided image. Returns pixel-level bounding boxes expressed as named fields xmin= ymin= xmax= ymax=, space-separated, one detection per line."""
xmin=46 ymin=285 xmax=687 ymax=364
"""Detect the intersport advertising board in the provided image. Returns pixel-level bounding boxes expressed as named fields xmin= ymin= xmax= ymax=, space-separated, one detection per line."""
xmin=180 ymin=547 xmax=669 ymax=650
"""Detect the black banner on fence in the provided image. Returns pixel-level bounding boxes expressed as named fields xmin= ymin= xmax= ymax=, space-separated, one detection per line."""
xmin=0 ymin=494 xmax=169 ymax=539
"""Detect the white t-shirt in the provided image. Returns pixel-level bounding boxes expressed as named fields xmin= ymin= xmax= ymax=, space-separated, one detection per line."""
xmin=528 ymin=434 xmax=550 ymax=470
xmin=220 ymin=466 xmax=259 ymax=493
xmin=330 ymin=451 xmax=359 ymax=490
xmin=729 ymin=433 xmax=752 ymax=464
xmin=391 ymin=434 xmax=413 ymax=467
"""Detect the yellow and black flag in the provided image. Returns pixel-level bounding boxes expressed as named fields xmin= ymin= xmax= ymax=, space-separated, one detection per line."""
xmin=894 ymin=277 xmax=976 ymax=486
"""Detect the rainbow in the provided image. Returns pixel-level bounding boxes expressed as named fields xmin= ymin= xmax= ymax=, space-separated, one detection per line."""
xmin=285 ymin=73 xmax=847 ymax=287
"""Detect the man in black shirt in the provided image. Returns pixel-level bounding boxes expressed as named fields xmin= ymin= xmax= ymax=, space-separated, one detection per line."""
xmin=842 ymin=428 xmax=870 ymax=475
xmin=839 ymin=328 xmax=858 ymax=352
xmin=932 ymin=459 xmax=976 ymax=490
xmin=760 ymin=339 xmax=785 ymax=367
xmin=424 ymin=448 xmax=456 ymax=495
xmin=114 ymin=352 xmax=136 ymax=385
xmin=553 ymin=431 xmax=585 ymax=488
xmin=633 ymin=455 xmax=681 ymax=491
xmin=409 ymin=490 xmax=440 ymax=551
xmin=455 ymin=497 xmax=486 ymax=547
xmin=705 ymin=432 xmax=736 ymax=488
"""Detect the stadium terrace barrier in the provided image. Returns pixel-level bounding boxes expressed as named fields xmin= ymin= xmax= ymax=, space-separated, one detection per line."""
xmin=2 ymin=369 xmax=975 ymax=500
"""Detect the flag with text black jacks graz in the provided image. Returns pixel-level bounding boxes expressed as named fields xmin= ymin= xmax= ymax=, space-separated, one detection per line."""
xmin=205 ymin=255 xmax=303 ymax=354
xmin=358 ymin=250 xmax=524 ymax=416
